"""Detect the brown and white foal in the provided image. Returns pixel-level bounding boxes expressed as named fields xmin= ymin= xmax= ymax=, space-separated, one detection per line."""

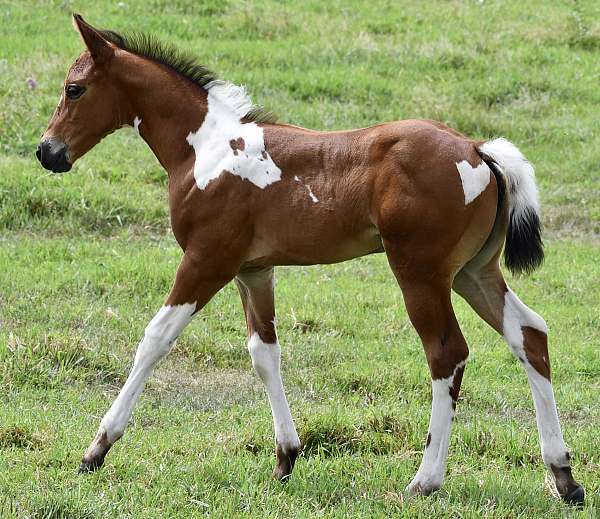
xmin=36 ymin=15 xmax=584 ymax=504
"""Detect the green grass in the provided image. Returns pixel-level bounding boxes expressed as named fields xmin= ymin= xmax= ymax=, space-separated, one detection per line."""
xmin=0 ymin=0 xmax=599 ymax=517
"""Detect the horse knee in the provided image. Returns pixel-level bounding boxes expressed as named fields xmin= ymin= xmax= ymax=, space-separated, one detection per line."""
xmin=425 ymin=331 xmax=469 ymax=381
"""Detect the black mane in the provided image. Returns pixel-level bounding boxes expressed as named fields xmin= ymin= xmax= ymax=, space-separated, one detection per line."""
xmin=99 ymin=29 xmax=277 ymax=124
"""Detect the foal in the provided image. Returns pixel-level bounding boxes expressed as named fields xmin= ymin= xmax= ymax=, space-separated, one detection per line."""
xmin=36 ymin=15 xmax=584 ymax=504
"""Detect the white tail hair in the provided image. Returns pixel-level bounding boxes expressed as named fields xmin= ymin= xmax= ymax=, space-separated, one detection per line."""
xmin=479 ymin=138 xmax=544 ymax=274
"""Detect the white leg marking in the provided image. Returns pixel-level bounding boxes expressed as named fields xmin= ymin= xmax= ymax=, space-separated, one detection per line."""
xmin=407 ymin=361 xmax=465 ymax=494
xmin=247 ymin=333 xmax=300 ymax=453
xmin=502 ymin=289 xmax=569 ymax=467
xmin=455 ymin=160 xmax=491 ymax=204
xmin=98 ymin=303 xmax=196 ymax=443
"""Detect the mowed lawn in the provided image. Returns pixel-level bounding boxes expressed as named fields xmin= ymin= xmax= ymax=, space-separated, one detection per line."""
xmin=1 ymin=0 xmax=599 ymax=517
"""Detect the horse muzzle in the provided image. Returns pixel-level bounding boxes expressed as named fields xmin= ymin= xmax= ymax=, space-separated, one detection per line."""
xmin=36 ymin=137 xmax=72 ymax=173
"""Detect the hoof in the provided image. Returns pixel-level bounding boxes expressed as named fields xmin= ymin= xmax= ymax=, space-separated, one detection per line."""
xmin=551 ymin=464 xmax=584 ymax=506
xmin=406 ymin=477 xmax=441 ymax=497
xmin=406 ymin=483 xmax=436 ymax=497
xmin=272 ymin=444 xmax=299 ymax=482
xmin=562 ymin=484 xmax=585 ymax=506
xmin=79 ymin=430 xmax=111 ymax=473
xmin=79 ymin=455 xmax=105 ymax=473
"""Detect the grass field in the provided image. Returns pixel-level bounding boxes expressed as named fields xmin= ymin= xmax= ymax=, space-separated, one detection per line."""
xmin=1 ymin=0 xmax=599 ymax=517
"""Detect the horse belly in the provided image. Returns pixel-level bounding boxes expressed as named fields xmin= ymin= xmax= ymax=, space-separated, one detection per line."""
xmin=244 ymin=205 xmax=382 ymax=267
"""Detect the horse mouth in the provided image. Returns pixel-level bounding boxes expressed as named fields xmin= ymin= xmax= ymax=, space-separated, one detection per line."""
xmin=36 ymin=140 xmax=72 ymax=173
xmin=48 ymin=162 xmax=72 ymax=173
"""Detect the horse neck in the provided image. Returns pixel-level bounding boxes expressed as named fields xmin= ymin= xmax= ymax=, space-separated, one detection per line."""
xmin=124 ymin=62 xmax=209 ymax=175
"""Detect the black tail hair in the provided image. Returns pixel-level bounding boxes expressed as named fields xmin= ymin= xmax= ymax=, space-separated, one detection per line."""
xmin=505 ymin=206 xmax=544 ymax=275
xmin=484 ymin=158 xmax=544 ymax=275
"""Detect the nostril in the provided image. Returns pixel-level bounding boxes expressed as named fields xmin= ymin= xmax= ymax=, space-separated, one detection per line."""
xmin=36 ymin=144 xmax=42 ymax=162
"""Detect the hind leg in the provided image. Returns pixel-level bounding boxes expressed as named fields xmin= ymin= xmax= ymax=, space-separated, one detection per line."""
xmin=454 ymin=261 xmax=584 ymax=504
xmin=385 ymin=248 xmax=470 ymax=495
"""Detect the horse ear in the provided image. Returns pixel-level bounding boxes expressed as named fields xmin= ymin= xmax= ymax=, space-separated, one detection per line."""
xmin=72 ymin=13 xmax=113 ymax=64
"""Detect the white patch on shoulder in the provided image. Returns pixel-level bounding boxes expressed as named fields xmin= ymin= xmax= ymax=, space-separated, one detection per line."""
xmin=293 ymin=175 xmax=319 ymax=203
xmin=455 ymin=160 xmax=491 ymax=205
xmin=186 ymin=81 xmax=281 ymax=190
xmin=133 ymin=116 xmax=142 ymax=135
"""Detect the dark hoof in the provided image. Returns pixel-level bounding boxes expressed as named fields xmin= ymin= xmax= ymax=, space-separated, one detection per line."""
xmin=551 ymin=464 xmax=584 ymax=506
xmin=79 ymin=456 xmax=104 ymax=474
xmin=79 ymin=430 xmax=111 ymax=473
xmin=562 ymin=484 xmax=585 ymax=506
xmin=406 ymin=480 xmax=441 ymax=497
xmin=272 ymin=444 xmax=299 ymax=482
xmin=78 ymin=455 xmax=105 ymax=473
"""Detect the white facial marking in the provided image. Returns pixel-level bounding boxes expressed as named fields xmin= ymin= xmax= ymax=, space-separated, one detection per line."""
xmin=456 ymin=160 xmax=491 ymax=204
xmin=133 ymin=116 xmax=142 ymax=134
xmin=186 ymin=81 xmax=281 ymax=190
xmin=247 ymin=333 xmax=300 ymax=453
xmin=293 ymin=175 xmax=319 ymax=203
xmin=502 ymin=289 xmax=569 ymax=468
xmin=98 ymin=303 xmax=196 ymax=443
xmin=407 ymin=361 xmax=465 ymax=494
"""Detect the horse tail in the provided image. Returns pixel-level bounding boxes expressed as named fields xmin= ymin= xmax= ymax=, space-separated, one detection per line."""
xmin=478 ymin=138 xmax=544 ymax=275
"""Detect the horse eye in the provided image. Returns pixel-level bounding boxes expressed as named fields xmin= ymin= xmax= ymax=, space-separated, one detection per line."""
xmin=65 ymin=84 xmax=85 ymax=100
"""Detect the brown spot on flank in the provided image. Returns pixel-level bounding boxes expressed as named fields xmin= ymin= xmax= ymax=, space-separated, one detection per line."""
xmin=425 ymin=433 xmax=432 ymax=448
xmin=261 ymin=150 xmax=268 ymax=159
xmin=229 ymin=137 xmax=245 ymax=155
xmin=522 ymin=326 xmax=551 ymax=380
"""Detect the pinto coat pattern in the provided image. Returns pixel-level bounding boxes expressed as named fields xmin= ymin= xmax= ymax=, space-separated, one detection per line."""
xmin=35 ymin=14 xmax=584 ymax=504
